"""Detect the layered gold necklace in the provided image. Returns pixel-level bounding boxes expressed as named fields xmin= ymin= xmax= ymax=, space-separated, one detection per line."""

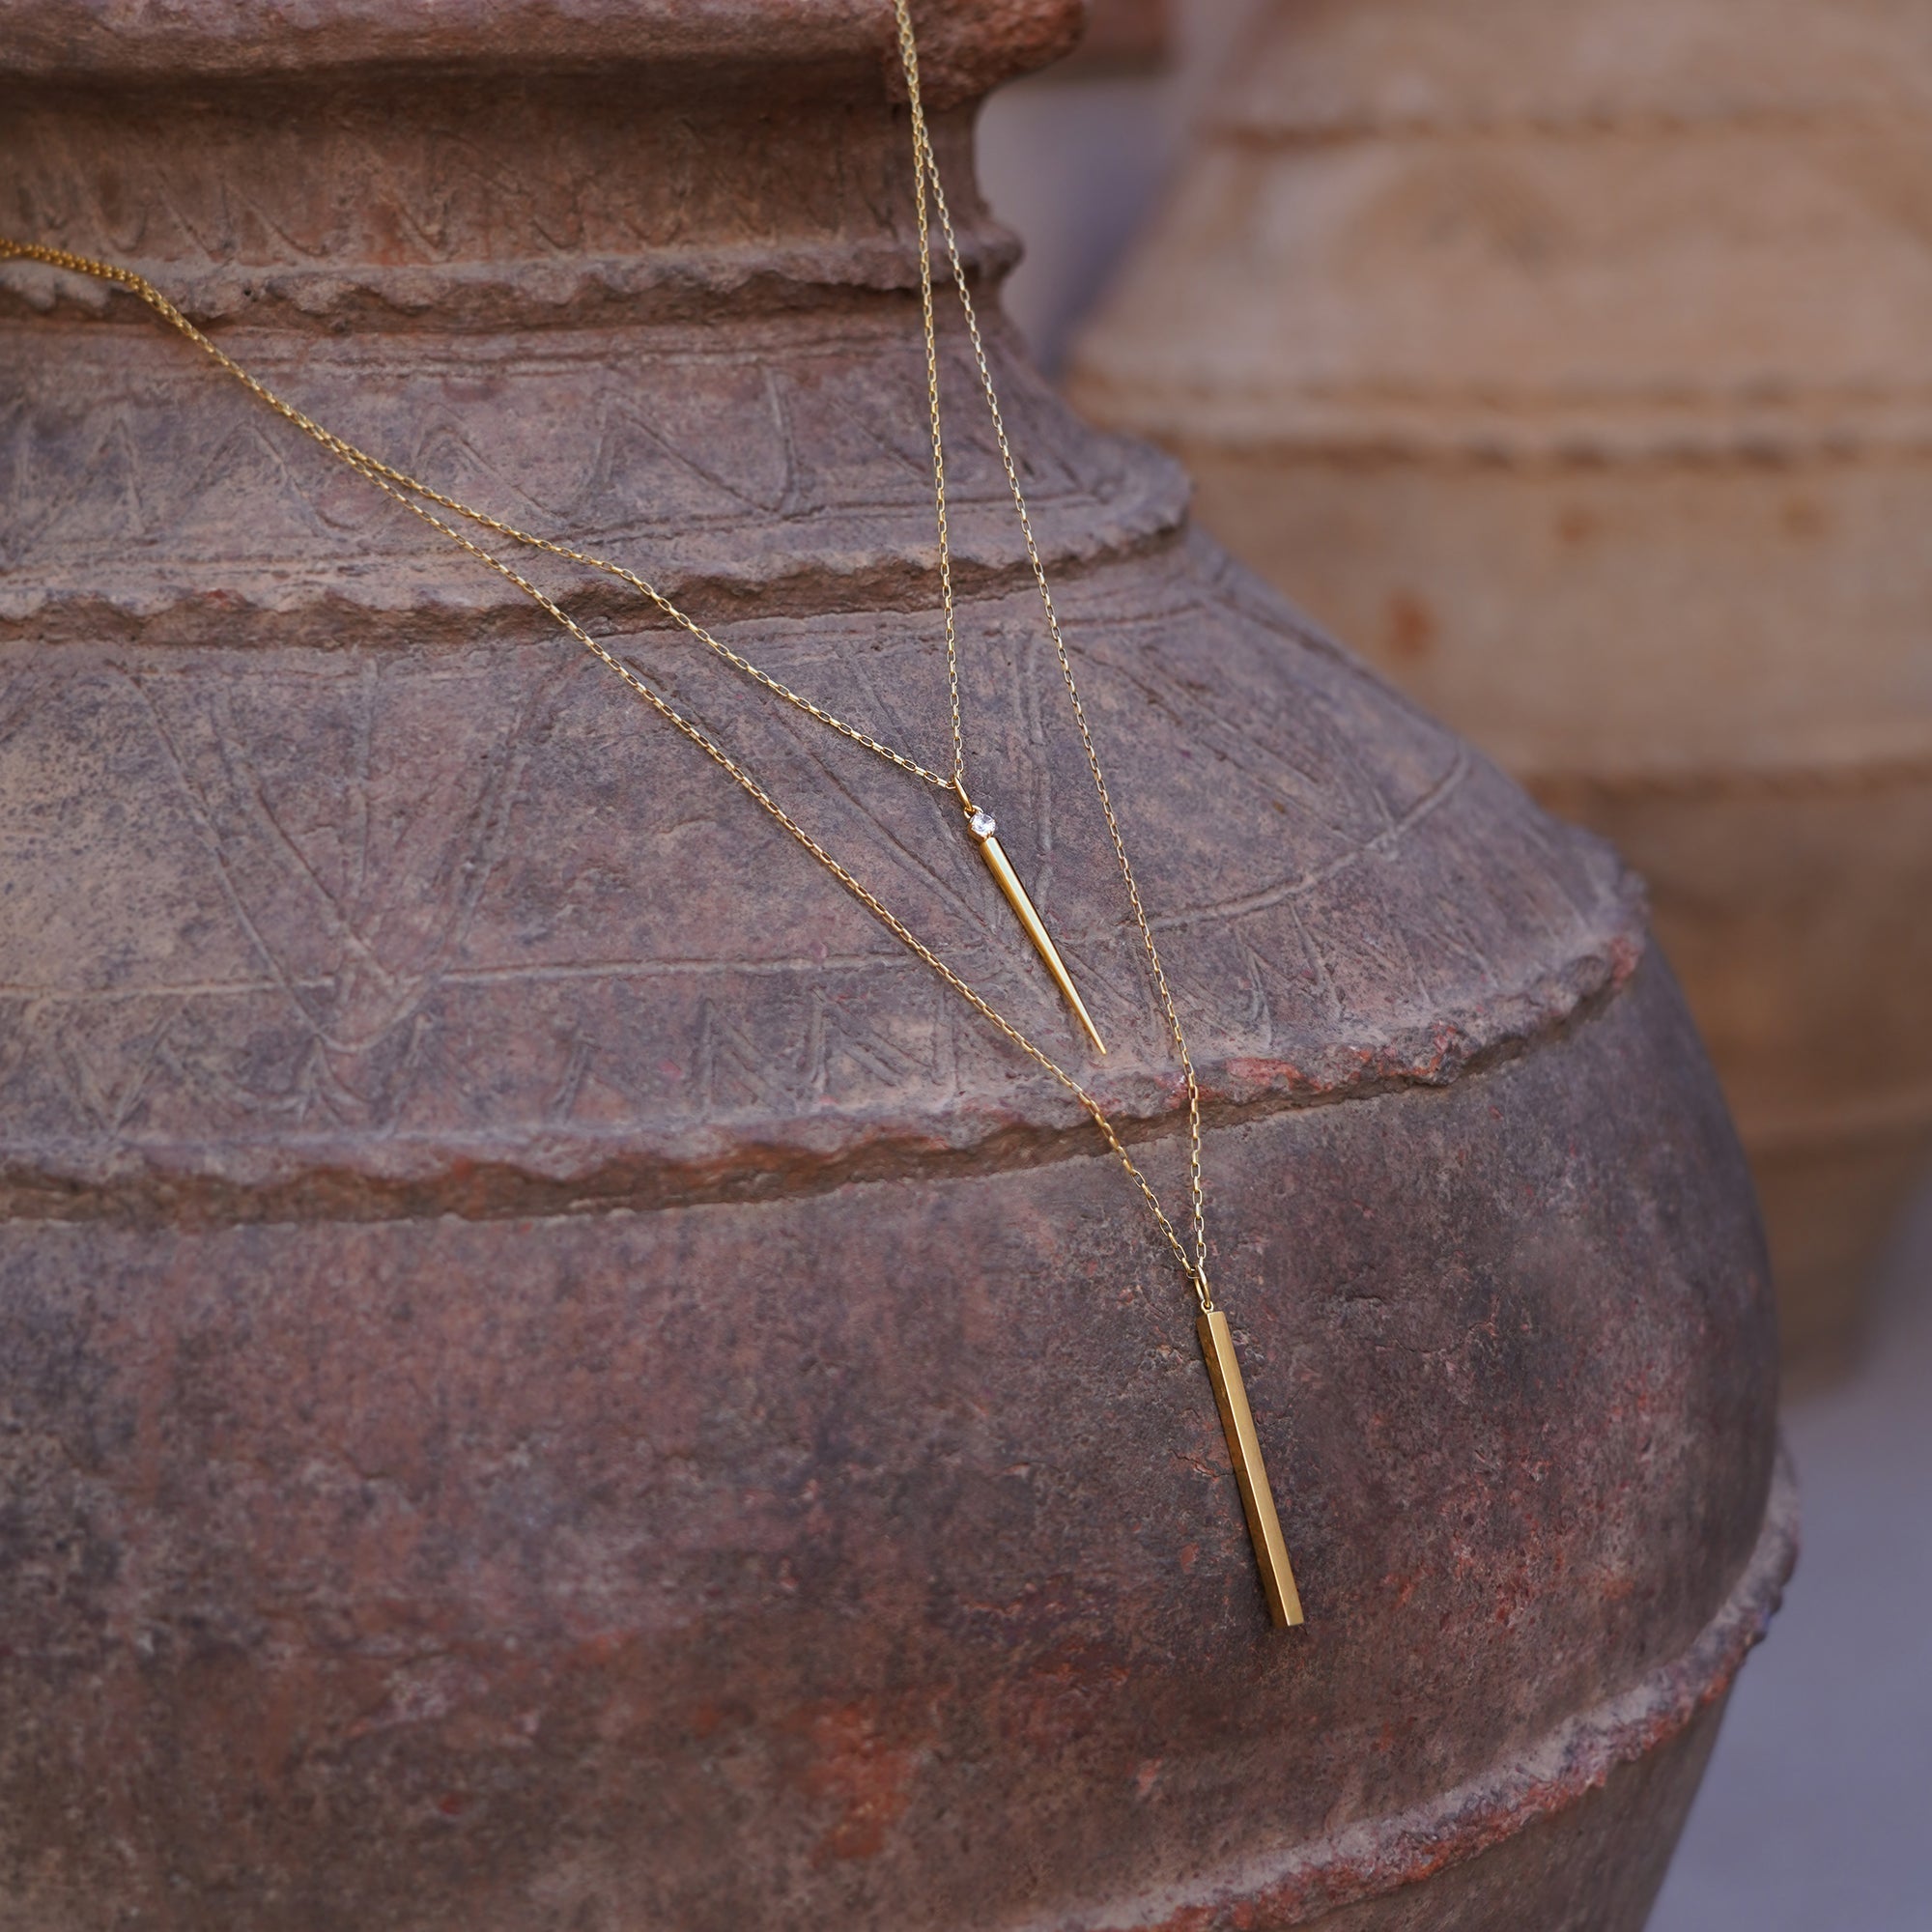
xmin=0 ymin=0 xmax=1305 ymax=1629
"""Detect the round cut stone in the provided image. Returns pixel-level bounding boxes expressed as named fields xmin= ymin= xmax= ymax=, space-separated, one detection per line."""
xmin=968 ymin=810 xmax=998 ymax=840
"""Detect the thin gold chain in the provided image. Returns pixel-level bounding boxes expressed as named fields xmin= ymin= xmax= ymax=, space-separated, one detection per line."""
xmin=0 ymin=227 xmax=1213 ymax=1301
xmin=893 ymin=0 xmax=1212 ymax=1302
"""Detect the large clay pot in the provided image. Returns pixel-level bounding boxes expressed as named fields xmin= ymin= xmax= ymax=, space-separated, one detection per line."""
xmin=1065 ymin=0 xmax=1932 ymax=1382
xmin=0 ymin=4 xmax=1788 ymax=1927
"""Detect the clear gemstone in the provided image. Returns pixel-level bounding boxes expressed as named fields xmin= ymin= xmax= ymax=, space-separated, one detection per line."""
xmin=968 ymin=810 xmax=998 ymax=840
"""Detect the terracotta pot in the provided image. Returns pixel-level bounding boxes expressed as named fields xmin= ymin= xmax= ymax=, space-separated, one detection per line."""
xmin=0 ymin=3 xmax=1787 ymax=1926
xmin=1066 ymin=0 xmax=1932 ymax=1382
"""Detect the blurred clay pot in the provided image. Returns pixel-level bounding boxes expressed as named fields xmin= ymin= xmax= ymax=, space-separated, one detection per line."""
xmin=0 ymin=1 xmax=1786 ymax=1925
xmin=1068 ymin=0 xmax=1932 ymax=1380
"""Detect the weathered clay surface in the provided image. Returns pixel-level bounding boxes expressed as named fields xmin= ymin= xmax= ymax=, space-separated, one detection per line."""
xmin=1066 ymin=0 xmax=1932 ymax=1377
xmin=0 ymin=967 xmax=1790 ymax=1931
xmin=0 ymin=2 xmax=1784 ymax=1926
xmin=0 ymin=0 xmax=1085 ymax=104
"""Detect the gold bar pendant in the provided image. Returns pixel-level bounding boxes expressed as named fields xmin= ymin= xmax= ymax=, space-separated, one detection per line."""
xmin=964 ymin=809 xmax=1106 ymax=1054
xmin=1197 ymin=1309 xmax=1305 ymax=1628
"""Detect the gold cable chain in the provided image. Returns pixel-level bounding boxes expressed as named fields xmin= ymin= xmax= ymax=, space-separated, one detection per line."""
xmin=892 ymin=0 xmax=1212 ymax=1303
xmin=0 ymin=224 xmax=1212 ymax=1300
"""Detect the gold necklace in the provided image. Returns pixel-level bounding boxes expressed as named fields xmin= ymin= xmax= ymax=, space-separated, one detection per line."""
xmin=0 ymin=5 xmax=1304 ymax=1628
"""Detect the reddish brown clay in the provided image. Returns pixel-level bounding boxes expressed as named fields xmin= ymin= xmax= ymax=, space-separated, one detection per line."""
xmin=0 ymin=4 xmax=1786 ymax=1928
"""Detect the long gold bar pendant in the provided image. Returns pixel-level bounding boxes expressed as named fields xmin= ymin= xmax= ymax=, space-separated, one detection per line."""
xmin=1197 ymin=1309 xmax=1305 ymax=1628
xmin=964 ymin=808 xmax=1106 ymax=1054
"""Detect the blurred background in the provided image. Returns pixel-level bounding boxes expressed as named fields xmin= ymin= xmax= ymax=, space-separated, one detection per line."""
xmin=979 ymin=1 xmax=1932 ymax=1924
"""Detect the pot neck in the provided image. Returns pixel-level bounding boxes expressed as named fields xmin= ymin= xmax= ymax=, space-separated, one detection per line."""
xmin=2 ymin=64 xmax=1009 ymax=331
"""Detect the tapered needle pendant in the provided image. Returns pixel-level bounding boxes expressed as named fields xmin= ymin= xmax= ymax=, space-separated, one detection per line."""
xmin=963 ymin=806 xmax=1106 ymax=1054
xmin=1197 ymin=1309 xmax=1305 ymax=1628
